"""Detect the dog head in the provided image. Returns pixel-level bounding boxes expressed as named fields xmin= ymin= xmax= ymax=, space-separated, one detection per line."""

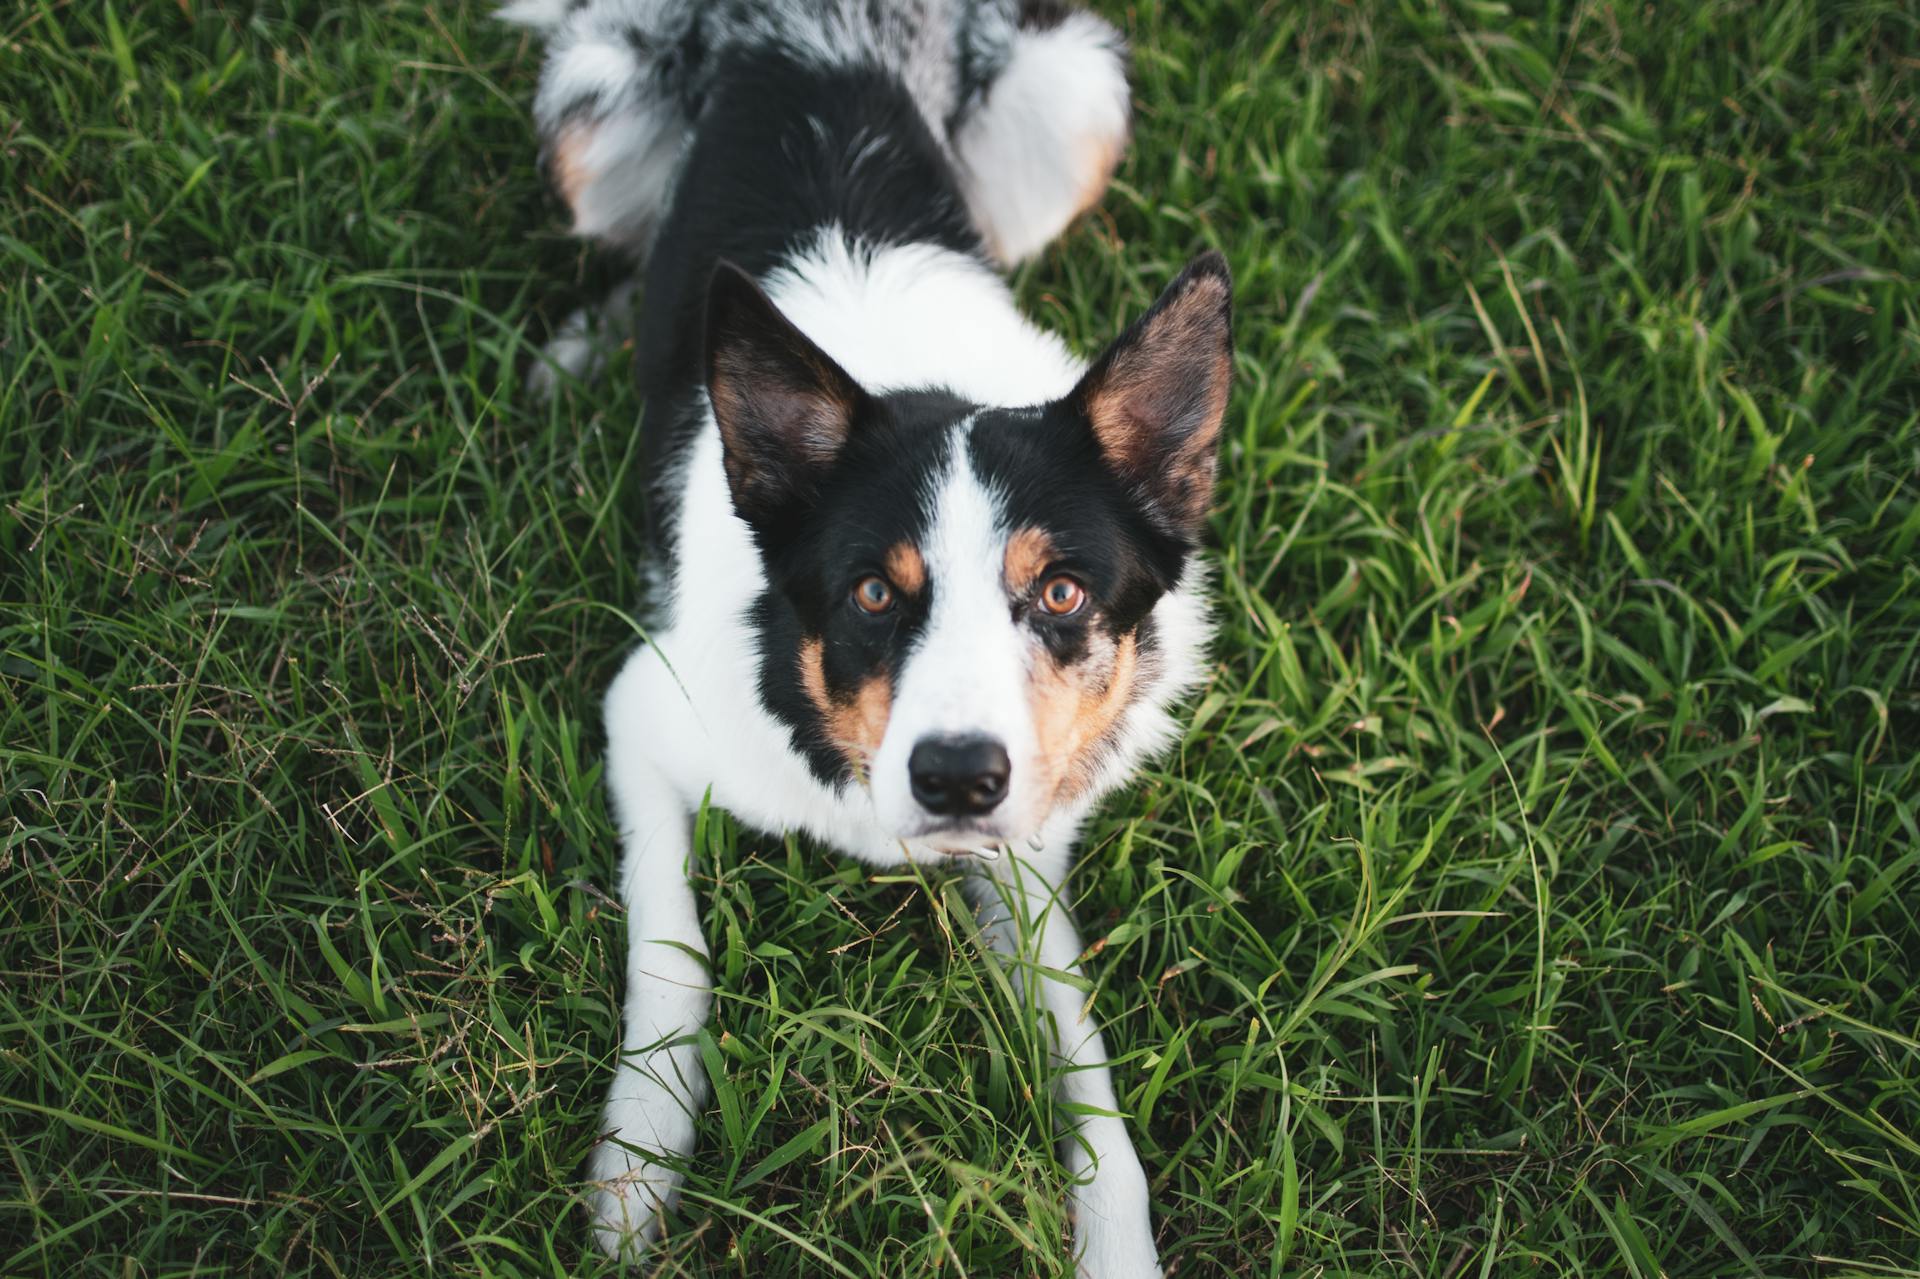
xmin=707 ymin=253 xmax=1232 ymax=853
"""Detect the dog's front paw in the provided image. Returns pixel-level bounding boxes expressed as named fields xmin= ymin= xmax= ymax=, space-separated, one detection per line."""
xmin=1073 ymin=1213 xmax=1163 ymax=1279
xmin=1069 ymin=1150 xmax=1162 ymax=1279
xmin=586 ymin=1076 xmax=699 ymax=1259
xmin=585 ymin=1134 xmax=684 ymax=1258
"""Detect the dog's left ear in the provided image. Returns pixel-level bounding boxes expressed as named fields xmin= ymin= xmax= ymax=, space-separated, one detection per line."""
xmin=706 ymin=261 xmax=869 ymax=527
xmin=1068 ymin=251 xmax=1234 ymax=539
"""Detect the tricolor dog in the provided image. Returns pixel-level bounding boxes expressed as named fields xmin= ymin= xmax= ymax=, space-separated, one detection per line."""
xmin=504 ymin=2 xmax=1233 ymax=1273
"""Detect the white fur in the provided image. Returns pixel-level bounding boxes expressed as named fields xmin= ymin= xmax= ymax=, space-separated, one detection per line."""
xmin=536 ymin=58 xmax=687 ymax=249
xmin=954 ymin=12 xmax=1131 ymax=265
xmin=495 ymin=0 xmax=576 ymax=30
xmin=867 ymin=432 xmax=1040 ymax=843
xmin=763 ymin=235 xmax=1083 ymax=403
xmin=589 ymin=232 xmax=1200 ymax=1275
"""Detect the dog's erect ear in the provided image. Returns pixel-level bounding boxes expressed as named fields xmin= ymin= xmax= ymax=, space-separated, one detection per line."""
xmin=1068 ymin=251 xmax=1233 ymax=539
xmin=706 ymin=261 xmax=868 ymax=526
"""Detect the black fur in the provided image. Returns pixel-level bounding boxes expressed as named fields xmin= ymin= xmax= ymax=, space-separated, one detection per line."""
xmin=749 ymin=390 xmax=965 ymax=782
xmin=633 ymin=50 xmax=984 ymax=549
xmin=970 ymin=406 xmax=1191 ymax=658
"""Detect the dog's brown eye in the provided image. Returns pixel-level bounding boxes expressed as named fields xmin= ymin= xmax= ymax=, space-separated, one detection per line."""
xmin=1037 ymin=575 xmax=1087 ymax=617
xmin=852 ymin=575 xmax=895 ymax=615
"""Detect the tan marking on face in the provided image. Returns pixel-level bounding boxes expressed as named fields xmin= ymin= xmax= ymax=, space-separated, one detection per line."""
xmin=798 ymin=637 xmax=893 ymax=777
xmin=1028 ymin=629 xmax=1142 ymax=803
xmin=884 ymin=542 xmax=926 ymax=595
xmin=1002 ymin=526 xmax=1056 ymax=597
xmin=550 ymin=122 xmax=598 ymax=216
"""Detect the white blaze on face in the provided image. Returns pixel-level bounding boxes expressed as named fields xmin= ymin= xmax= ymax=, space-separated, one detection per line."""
xmin=868 ymin=430 xmax=1042 ymax=847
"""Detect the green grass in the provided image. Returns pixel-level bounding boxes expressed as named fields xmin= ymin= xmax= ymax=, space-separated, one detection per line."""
xmin=3 ymin=0 xmax=1917 ymax=1274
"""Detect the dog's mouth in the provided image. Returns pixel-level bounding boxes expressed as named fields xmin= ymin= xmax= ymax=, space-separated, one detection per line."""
xmin=903 ymin=819 xmax=1010 ymax=858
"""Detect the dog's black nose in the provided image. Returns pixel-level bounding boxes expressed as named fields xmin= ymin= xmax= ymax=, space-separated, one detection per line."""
xmin=909 ymin=736 xmax=1010 ymax=817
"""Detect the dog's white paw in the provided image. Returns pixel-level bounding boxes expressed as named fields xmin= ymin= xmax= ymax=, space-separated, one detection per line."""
xmin=1069 ymin=1148 xmax=1162 ymax=1279
xmin=585 ymin=1134 xmax=683 ymax=1258
xmin=1073 ymin=1206 xmax=1163 ymax=1279
xmin=584 ymin=1077 xmax=698 ymax=1259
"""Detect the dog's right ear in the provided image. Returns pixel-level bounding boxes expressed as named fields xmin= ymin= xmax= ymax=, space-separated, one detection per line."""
xmin=706 ymin=262 xmax=868 ymax=527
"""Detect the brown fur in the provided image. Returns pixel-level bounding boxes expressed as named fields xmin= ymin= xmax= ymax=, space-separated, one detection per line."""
xmin=706 ymin=265 xmax=867 ymax=518
xmin=550 ymin=123 xmax=597 ymax=216
xmin=798 ymin=637 xmax=892 ymax=774
xmin=1074 ymin=132 xmax=1125 ymax=224
xmin=1002 ymin=526 xmax=1056 ymax=597
xmin=884 ymin=543 xmax=927 ymax=595
xmin=1028 ymin=629 xmax=1141 ymax=802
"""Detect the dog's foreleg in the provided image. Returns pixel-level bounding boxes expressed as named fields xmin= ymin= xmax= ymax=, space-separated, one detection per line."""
xmin=967 ymin=857 xmax=1162 ymax=1279
xmin=587 ymin=754 xmax=709 ymax=1258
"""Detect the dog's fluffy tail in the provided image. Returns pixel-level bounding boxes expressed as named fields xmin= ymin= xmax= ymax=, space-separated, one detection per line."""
xmin=953 ymin=6 xmax=1130 ymax=266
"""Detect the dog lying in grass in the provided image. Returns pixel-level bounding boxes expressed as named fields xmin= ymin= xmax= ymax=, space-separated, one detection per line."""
xmin=504 ymin=2 xmax=1232 ymax=1273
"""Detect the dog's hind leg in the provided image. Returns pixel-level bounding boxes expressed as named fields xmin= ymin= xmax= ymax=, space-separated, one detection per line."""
xmin=526 ymin=276 xmax=640 ymax=401
xmin=503 ymin=1 xmax=690 ymax=395
xmin=952 ymin=5 xmax=1132 ymax=267
xmin=587 ymin=656 xmax=711 ymax=1257
xmin=966 ymin=852 xmax=1162 ymax=1279
xmin=506 ymin=2 xmax=692 ymax=254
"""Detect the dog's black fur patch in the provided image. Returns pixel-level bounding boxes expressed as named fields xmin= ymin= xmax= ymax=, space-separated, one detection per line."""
xmin=970 ymin=406 xmax=1192 ymax=645
xmin=632 ymin=50 xmax=984 ymax=550
xmin=748 ymin=390 xmax=966 ymax=783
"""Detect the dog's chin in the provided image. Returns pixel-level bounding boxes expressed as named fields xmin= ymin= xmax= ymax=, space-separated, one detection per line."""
xmin=902 ymin=819 xmax=1016 ymax=858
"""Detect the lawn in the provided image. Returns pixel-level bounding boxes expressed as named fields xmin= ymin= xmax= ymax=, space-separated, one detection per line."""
xmin=3 ymin=1 xmax=1918 ymax=1275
